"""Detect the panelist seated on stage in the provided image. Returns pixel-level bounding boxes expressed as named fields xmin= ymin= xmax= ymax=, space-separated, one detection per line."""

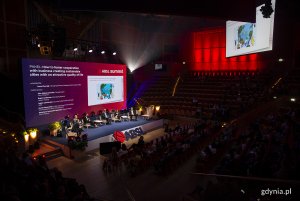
xmin=72 ymin=114 xmax=83 ymax=134
xmin=82 ymin=112 xmax=96 ymax=128
xmin=82 ymin=113 xmax=90 ymax=123
xmin=62 ymin=115 xmax=72 ymax=133
xmin=111 ymin=110 xmax=121 ymax=122
xmin=101 ymin=109 xmax=112 ymax=124
xmin=89 ymin=112 xmax=100 ymax=126
xmin=129 ymin=107 xmax=138 ymax=121
xmin=120 ymin=109 xmax=128 ymax=115
xmin=115 ymin=109 xmax=122 ymax=117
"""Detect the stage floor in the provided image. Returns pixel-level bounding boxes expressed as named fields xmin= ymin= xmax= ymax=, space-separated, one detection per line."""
xmin=43 ymin=117 xmax=156 ymax=145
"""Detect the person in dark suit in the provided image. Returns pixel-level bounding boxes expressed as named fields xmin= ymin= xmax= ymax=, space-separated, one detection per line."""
xmin=102 ymin=109 xmax=112 ymax=124
xmin=82 ymin=112 xmax=97 ymax=127
xmin=63 ymin=115 xmax=72 ymax=129
xmin=89 ymin=112 xmax=98 ymax=126
xmin=129 ymin=107 xmax=138 ymax=121
xmin=62 ymin=115 xmax=72 ymax=134
xmin=82 ymin=113 xmax=90 ymax=124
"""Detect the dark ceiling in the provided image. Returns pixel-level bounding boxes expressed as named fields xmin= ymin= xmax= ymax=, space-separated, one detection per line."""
xmin=53 ymin=0 xmax=258 ymax=22
xmin=42 ymin=0 xmax=299 ymax=25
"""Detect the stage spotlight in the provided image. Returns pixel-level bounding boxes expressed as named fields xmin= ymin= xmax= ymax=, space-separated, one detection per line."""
xmin=88 ymin=49 xmax=93 ymax=53
xmin=73 ymin=47 xmax=78 ymax=51
xmin=112 ymin=52 xmax=117 ymax=55
xmin=37 ymin=44 xmax=40 ymax=48
xmin=290 ymin=98 xmax=296 ymax=102
xmin=128 ymin=66 xmax=135 ymax=72
xmin=101 ymin=50 xmax=105 ymax=54
xmin=278 ymin=58 xmax=283 ymax=62
xmin=260 ymin=0 xmax=274 ymax=18
xmin=182 ymin=61 xmax=186 ymax=65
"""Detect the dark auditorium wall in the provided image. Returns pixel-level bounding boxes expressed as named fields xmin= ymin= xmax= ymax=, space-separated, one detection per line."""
xmin=0 ymin=0 xmax=27 ymax=77
xmin=0 ymin=0 xmax=27 ymax=115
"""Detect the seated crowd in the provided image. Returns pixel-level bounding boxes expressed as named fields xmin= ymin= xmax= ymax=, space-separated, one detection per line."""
xmin=215 ymin=108 xmax=300 ymax=180
xmin=0 ymin=135 xmax=92 ymax=201
xmin=103 ymin=118 xmax=222 ymax=176
xmin=187 ymin=107 xmax=300 ymax=201
xmin=195 ymin=123 xmax=236 ymax=172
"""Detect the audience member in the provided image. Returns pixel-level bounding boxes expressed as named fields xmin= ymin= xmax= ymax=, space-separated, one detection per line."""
xmin=138 ymin=136 xmax=145 ymax=148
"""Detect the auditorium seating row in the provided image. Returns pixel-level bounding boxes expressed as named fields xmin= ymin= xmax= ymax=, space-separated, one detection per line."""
xmin=140 ymin=72 xmax=273 ymax=120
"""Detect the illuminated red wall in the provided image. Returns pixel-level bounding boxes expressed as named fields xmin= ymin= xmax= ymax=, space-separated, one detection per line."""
xmin=192 ymin=28 xmax=262 ymax=71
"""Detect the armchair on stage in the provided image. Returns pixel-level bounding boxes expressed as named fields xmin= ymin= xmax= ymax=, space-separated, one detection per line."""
xmin=101 ymin=109 xmax=112 ymax=124
xmin=111 ymin=110 xmax=121 ymax=122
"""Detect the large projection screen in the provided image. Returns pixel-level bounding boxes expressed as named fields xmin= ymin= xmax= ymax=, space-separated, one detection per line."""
xmin=226 ymin=0 xmax=275 ymax=57
xmin=22 ymin=58 xmax=127 ymax=127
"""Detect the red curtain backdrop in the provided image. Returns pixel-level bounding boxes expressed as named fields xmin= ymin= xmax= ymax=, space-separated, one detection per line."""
xmin=192 ymin=28 xmax=261 ymax=71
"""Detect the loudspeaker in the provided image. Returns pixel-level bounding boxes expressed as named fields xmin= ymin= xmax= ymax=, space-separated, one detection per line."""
xmin=99 ymin=141 xmax=121 ymax=155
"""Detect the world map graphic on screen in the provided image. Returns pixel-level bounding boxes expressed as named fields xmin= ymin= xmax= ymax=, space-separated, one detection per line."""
xmin=99 ymin=83 xmax=113 ymax=99
xmin=235 ymin=23 xmax=256 ymax=50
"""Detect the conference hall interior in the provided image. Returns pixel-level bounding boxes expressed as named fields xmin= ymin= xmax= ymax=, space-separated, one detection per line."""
xmin=1 ymin=0 xmax=300 ymax=201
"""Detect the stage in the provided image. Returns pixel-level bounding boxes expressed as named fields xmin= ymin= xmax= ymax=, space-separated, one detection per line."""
xmin=41 ymin=117 xmax=164 ymax=158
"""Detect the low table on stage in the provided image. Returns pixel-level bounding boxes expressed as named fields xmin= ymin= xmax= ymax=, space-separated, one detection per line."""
xmin=93 ymin=120 xmax=104 ymax=126
xmin=121 ymin=115 xmax=129 ymax=121
xmin=83 ymin=123 xmax=91 ymax=129
xmin=141 ymin=114 xmax=150 ymax=120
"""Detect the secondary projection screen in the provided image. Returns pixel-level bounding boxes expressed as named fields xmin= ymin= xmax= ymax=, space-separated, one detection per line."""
xmin=226 ymin=0 xmax=275 ymax=57
xmin=22 ymin=58 xmax=127 ymax=127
